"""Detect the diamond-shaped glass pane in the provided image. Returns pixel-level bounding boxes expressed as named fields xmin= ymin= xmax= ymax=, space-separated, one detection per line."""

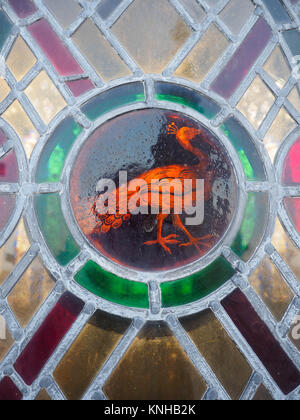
xmin=112 ymin=0 xmax=192 ymax=73
xmin=264 ymin=46 xmax=291 ymax=89
xmin=175 ymin=24 xmax=229 ymax=83
xmin=237 ymin=77 xmax=275 ymax=129
xmin=25 ymin=71 xmax=66 ymax=124
xmin=264 ymin=108 xmax=296 ymax=161
xmin=73 ymin=19 xmax=131 ymax=81
xmin=6 ymin=36 xmax=37 ymax=82
xmin=219 ymin=0 xmax=255 ymax=35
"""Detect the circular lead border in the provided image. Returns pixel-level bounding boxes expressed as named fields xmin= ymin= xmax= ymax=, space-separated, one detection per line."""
xmin=28 ymin=79 xmax=276 ymax=318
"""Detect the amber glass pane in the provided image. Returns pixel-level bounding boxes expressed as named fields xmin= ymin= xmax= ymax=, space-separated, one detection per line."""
xmin=180 ymin=0 xmax=206 ymax=23
xmin=35 ymin=389 xmax=52 ymax=401
xmin=272 ymin=219 xmax=300 ymax=282
xmin=104 ymin=322 xmax=207 ymax=400
xmin=112 ymin=0 xmax=192 ymax=74
xmin=7 ymin=258 xmax=55 ymax=328
xmin=44 ymin=0 xmax=82 ymax=29
xmin=0 ymin=323 xmax=14 ymax=362
xmin=6 ymin=36 xmax=37 ymax=82
xmin=0 ymin=78 xmax=10 ymax=103
xmin=180 ymin=310 xmax=252 ymax=400
xmin=25 ymin=71 xmax=66 ymax=125
xmin=219 ymin=0 xmax=254 ymax=35
xmin=288 ymin=86 xmax=300 ymax=113
xmin=263 ymin=46 xmax=290 ymax=90
xmin=249 ymin=256 xmax=294 ymax=321
xmin=175 ymin=24 xmax=229 ymax=83
xmin=264 ymin=108 xmax=296 ymax=162
xmin=72 ymin=19 xmax=130 ymax=81
xmin=2 ymin=100 xmax=39 ymax=158
xmin=237 ymin=77 xmax=274 ymax=130
xmin=54 ymin=310 xmax=131 ymax=400
xmin=253 ymin=384 xmax=273 ymax=401
xmin=0 ymin=218 xmax=30 ymax=286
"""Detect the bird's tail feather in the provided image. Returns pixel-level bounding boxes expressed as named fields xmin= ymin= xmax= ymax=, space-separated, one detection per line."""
xmin=92 ymin=201 xmax=131 ymax=233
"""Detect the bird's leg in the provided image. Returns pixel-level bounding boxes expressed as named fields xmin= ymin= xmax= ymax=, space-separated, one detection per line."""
xmin=172 ymin=214 xmax=213 ymax=253
xmin=144 ymin=214 xmax=180 ymax=255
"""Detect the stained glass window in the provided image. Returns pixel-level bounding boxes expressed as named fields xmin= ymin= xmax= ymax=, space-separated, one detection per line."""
xmin=0 ymin=0 xmax=300 ymax=402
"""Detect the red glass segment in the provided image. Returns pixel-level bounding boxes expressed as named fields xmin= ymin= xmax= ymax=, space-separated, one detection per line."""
xmin=66 ymin=78 xmax=94 ymax=97
xmin=8 ymin=0 xmax=37 ymax=18
xmin=0 ymin=195 xmax=16 ymax=232
xmin=0 ymin=129 xmax=7 ymax=147
xmin=28 ymin=19 xmax=84 ymax=76
xmin=222 ymin=289 xmax=300 ymax=395
xmin=284 ymin=197 xmax=300 ymax=235
xmin=211 ymin=18 xmax=272 ymax=99
xmin=0 ymin=151 xmax=19 ymax=183
xmin=0 ymin=377 xmax=22 ymax=401
xmin=14 ymin=292 xmax=84 ymax=385
xmin=282 ymin=137 xmax=300 ymax=185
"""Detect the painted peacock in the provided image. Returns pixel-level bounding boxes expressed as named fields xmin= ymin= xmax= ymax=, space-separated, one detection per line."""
xmin=92 ymin=122 xmax=213 ymax=254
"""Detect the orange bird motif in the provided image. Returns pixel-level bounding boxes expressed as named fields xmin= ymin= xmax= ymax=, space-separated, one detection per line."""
xmin=92 ymin=123 xmax=214 ymax=255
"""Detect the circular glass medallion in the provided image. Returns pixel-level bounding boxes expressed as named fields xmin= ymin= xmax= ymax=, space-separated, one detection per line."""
xmin=70 ymin=109 xmax=237 ymax=272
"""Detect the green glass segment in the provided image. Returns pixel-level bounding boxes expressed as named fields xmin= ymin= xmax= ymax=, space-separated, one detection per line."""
xmin=81 ymin=82 xmax=146 ymax=121
xmin=231 ymin=192 xmax=269 ymax=262
xmin=154 ymin=82 xmax=221 ymax=120
xmin=36 ymin=118 xmax=82 ymax=183
xmin=35 ymin=193 xmax=80 ymax=266
xmin=161 ymin=257 xmax=235 ymax=307
xmin=0 ymin=10 xmax=12 ymax=52
xmin=74 ymin=260 xmax=149 ymax=308
xmin=221 ymin=117 xmax=266 ymax=181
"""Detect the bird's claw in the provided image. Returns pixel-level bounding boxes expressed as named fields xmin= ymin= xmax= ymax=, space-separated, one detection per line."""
xmin=144 ymin=234 xmax=180 ymax=255
xmin=179 ymin=234 xmax=213 ymax=251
